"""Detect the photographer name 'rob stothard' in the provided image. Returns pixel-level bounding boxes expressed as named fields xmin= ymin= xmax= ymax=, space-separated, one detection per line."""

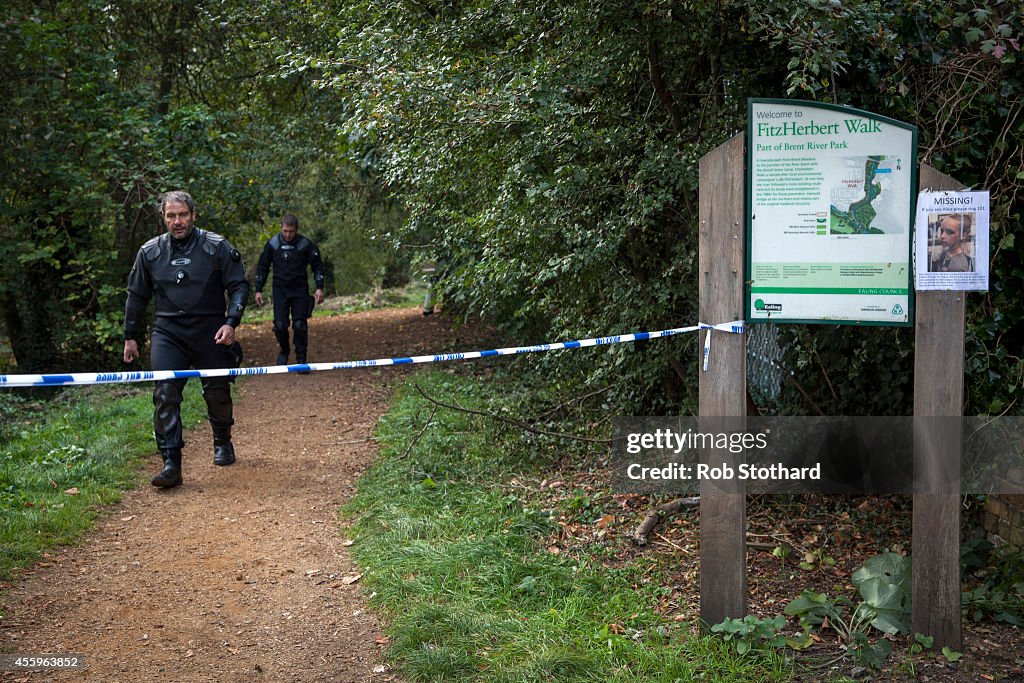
xmin=626 ymin=461 xmax=821 ymax=482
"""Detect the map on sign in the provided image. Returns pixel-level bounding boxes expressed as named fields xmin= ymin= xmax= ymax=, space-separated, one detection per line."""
xmin=829 ymin=156 xmax=906 ymax=235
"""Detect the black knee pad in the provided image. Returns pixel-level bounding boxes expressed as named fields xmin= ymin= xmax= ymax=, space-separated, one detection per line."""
xmin=202 ymin=379 xmax=231 ymax=406
xmin=153 ymin=381 xmax=183 ymax=409
xmin=273 ymin=320 xmax=289 ymax=333
xmin=292 ymin=319 xmax=308 ymax=333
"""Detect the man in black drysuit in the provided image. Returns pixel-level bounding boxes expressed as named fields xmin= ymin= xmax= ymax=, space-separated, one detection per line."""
xmin=123 ymin=191 xmax=249 ymax=489
xmin=253 ymin=214 xmax=325 ymax=366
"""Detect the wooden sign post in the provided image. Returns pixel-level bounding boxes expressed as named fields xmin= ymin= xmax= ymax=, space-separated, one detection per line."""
xmin=912 ymin=164 xmax=965 ymax=649
xmin=698 ymin=133 xmax=748 ymax=625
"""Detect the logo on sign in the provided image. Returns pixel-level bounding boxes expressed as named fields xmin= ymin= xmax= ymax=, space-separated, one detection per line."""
xmin=754 ymin=299 xmax=783 ymax=313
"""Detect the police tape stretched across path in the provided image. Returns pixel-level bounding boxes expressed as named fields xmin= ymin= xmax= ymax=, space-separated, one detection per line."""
xmin=0 ymin=320 xmax=744 ymax=389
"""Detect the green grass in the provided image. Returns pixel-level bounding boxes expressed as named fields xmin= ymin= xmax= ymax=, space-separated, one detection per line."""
xmin=344 ymin=371 xmax=794 ymax=682
xmin=0 ymin=383 xmax=206 ymax=583
xmin=244 ymin=281 xmax=431 ymax=324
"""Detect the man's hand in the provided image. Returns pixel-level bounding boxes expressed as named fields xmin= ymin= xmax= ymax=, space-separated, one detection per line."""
xmin=124 ymin=339 xmax=139 ymax=363
xmin=314 ymin=288 xmax=325 ymax=305
xmin=214 ymin=325 xmax=235 ymax=346
xmin=254 ymin=292 xmax=265 ymax=307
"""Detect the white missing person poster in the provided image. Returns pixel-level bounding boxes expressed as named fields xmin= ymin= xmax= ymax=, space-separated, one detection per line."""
xmin=746 ymin=99 xmax=916 ymax=326
xmin=914 ymin=190 xmax=990 ymax=291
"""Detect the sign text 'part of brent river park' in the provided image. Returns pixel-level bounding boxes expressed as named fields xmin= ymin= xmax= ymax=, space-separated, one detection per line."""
xmin=746 ymin=99 xmax=918 ymax=326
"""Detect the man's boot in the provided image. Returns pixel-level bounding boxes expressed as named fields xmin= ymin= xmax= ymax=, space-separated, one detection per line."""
xmin=151 ymin=449 xmax=183 ymax=488
xmin=213 ymin=438 xmax=236 ymax=466
xmin=211 ymin=423 xmax=236 ymax=466
xmin=204 ymin=380 xmax=237 ymax=466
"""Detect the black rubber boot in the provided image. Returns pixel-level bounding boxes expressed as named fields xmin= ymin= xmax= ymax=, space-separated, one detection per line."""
xmin=203 ymin=379 xmax=236 ymax=466
xmin=210 ymin=419 xmax=236 ymax=466
xmin=151 ymin=449 xmax=183 ymax=488
xmin=213 ymin=439 xmax=236 ymax=466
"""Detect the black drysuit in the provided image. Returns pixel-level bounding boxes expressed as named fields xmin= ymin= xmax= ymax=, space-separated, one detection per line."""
xmin=254 ymin=233 xmax=325 ymax=362
xmin=124 ymin=228 xmax=249 ymax=451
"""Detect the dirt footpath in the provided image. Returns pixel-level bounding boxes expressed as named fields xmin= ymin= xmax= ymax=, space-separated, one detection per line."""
xmin=0 ymin=307 xmax=463 ymax=682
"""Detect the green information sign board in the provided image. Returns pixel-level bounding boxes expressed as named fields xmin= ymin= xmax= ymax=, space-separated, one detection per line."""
xmin=746 ymin=99 xmax=918 ymax=326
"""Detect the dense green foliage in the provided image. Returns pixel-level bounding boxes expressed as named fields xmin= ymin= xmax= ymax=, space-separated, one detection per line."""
xmin=0 ymin=0 xmax=402 ymax=373
xmin=346 ymin=371 xmax=792 ymax=681
xmin=323 ymin=0 xmax=1023 ymax=415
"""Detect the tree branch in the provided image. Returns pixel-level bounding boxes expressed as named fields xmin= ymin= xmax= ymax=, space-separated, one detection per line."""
xmin=411 ymin=383 xmax=612 ymax=444
xmin=536 ymin=384 xmax=615 ymax=422
xmin=399 ymin=405 xmax=438 ymax=459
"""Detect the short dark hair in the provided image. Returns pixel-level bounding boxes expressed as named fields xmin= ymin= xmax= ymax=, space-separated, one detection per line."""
xmin=281 ymin=214 xmax=299 ymax=228
xmin=158 ymin=190 xmax=195 ymax=214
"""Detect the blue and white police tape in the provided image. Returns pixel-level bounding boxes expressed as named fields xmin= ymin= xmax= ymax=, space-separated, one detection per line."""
xmin=0 ymin=320 xmax=744 ymax=388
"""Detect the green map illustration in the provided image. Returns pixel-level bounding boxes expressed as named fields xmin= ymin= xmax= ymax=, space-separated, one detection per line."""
xmin=830 ymin=155 xmax=888 ymax=234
